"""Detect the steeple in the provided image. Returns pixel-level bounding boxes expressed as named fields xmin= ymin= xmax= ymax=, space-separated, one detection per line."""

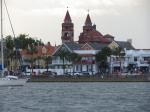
xmin=61 ymin=9 xmax=74 ymax=43
xmin=64 ymin=10 xmax=72 ymax=23
xmin=85 ymin=13 xmax=92 ymax=26
xmin=83 ymin=12 xmax=93 ymax=32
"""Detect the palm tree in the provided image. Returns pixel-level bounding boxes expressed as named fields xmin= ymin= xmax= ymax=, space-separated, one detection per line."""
xmin=27 ymin=44 xmax=38 ymax=74
xmin=68 ymin=52 xmax=81 ymax=75
xmin=5 ymin=35 xmax=15 ymax=70
xmin=112 ymin=47 xmax=125 ymax=73
xmin=57 ymin=49 xmax=70 ymax=74
xmin=96 ymin=47 xmax=112 ymax=74
xmin=5 ymin=34 xmax=43 ymax=70
xmin=43 ymin=55 xmax=52 ymax=72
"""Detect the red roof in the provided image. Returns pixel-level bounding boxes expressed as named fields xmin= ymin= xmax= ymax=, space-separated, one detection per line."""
xmin=20 ymin=44 xmax=56 ymax=57
xmin=82 ymin=29 xmax=110 ymax=43
xmin=87 ymin=30 xmax=109 ymax=43
xmin=64 ymin=10 xmax=72 ymax=23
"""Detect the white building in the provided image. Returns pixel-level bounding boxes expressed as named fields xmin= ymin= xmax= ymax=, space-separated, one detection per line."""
xmin=110 ymin=48 xmax=150 ymax=74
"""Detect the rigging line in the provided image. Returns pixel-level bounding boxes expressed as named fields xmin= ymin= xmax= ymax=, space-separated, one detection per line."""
xmin=4 ymin=0 xmax=16 ymax=38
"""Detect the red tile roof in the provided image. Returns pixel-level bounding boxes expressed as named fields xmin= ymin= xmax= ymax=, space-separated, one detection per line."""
xmin=20 ymin=44 xmax=56 ymax=57
xmin=79 ymin=29 xmax=110 ymax=43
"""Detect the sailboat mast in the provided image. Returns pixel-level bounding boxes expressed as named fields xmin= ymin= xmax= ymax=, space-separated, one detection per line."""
xmin=1 ymin=0 xmax=4 ymax=77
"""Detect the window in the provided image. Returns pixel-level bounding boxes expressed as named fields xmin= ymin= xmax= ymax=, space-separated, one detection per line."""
xmin=76 ymin=65 xmax=79 ymax=71
xmin=64 ymin=32 xmax=68 ymax=37
xmin=134 ymin=57 xmax=137 ymax=61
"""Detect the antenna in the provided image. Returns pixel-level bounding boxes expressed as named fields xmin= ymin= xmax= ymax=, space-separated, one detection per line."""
xmin=87 ymin=9 xmax=89 ymax=14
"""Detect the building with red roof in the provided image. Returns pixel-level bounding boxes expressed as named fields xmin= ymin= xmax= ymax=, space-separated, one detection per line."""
xmin=79 ymin=13 xmax=111 ymax=44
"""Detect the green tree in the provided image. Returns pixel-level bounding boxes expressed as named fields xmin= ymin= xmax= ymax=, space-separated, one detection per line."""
xmin=57 ymin=49 xmax=70 ymax=74
xmin=5 ymin=35 xmax=15 ymax=70
xmin=4 ymin=34 xmax=43 ymax=70
xmin=27 ymin=44 xmax=38 ymax=74
xmin=112 ymin=47 xmax=125 ymax=72
xmin=96 ymin=47 xmax=112 ymax=74
xmin=43 ymin=55 xmax=52 ymax=72
xmin=68 ymin=52 xmax=81 ymax=75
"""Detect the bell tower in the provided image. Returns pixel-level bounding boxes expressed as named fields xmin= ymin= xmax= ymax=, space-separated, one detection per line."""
xmin=61 ymin=10 xmax=74 ymax=43
xmin=83 ymin=13 xmax=93 ymax=33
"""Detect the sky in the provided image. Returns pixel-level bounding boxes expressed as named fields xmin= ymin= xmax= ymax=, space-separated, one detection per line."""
xmin=2 ymin=0 xmax=150 ymax=49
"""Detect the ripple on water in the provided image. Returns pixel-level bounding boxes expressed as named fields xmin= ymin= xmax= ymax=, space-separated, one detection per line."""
xmin=0 ymin=82 xmax=150 ymax=112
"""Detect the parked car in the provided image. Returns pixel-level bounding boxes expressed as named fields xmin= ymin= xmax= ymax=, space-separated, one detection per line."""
xmin=81 ymin=72 xmax=90 ymax=76
xmin=74 ymin=72 xmax=82 ymax=75
xmin=22 ymin=72 xmax=31 ymax=76
xmin=43 ymin=71 xmax=57 ymax=76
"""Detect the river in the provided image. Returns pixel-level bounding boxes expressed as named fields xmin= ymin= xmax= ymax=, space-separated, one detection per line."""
xmin=0 ymin=82 xmax=150 ymax=112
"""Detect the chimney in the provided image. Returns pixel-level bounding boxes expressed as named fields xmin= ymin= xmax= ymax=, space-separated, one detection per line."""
xmin=47 ymin=42 xmax=51 ymax=46
xmin=93 ymin=24 xmax=96 ymax=30
xmin=127 ymin=39 xmax=132 ymax=44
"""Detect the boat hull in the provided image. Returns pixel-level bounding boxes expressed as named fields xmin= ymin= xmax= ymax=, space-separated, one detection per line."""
xmin=0 ymin=79 xmax=26 ymax=86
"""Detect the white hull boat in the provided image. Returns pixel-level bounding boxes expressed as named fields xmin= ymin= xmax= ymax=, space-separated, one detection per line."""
xmin=0 ymin=76 xmax=26 ymax=86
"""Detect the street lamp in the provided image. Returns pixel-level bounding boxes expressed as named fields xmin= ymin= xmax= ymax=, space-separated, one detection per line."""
xmin=42 ymin=46 xmax=48 ymax=72
xmin=120 ymin=50 xmax=125 ymax=73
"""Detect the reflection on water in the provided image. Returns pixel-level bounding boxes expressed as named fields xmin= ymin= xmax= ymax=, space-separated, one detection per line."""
xmin=0 ymin=82 xmax=150 ymax=112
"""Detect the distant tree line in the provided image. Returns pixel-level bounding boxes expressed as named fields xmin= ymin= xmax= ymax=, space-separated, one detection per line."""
xmin=3 ymin=34 xmax=44 ymax=70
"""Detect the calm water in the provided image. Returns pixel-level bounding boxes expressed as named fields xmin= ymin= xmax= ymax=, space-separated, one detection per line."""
xmin=0 ymin=82 xmax=150 ymax=112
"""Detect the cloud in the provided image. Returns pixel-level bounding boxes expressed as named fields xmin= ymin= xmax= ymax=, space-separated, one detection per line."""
xmin=4 ymin=0 xmax=150 ymax=48
xmin=8 ymin=0 xmax=142 ymax=14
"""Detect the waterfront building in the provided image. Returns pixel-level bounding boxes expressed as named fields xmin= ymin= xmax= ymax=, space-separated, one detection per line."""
xmin=20 ymin=42 xmax=56 ymax=72
xmin=125 ymin=49 xmax=150 ymax=73
xmin=51 ymin=42 xmax=107 ymax=75
xmin=51 ymin=10 xmax=144 ymax=75
xmin=12 ymin=9 xmax=149 ymax=75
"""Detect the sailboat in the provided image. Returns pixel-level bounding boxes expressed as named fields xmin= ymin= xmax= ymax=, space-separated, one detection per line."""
xmin=0 ymin=0 xmax=26 ymax=86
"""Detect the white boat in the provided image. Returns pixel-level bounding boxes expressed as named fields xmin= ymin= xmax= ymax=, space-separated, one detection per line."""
xmin=0 ymin=75 xmax=26 ymax=86
xmin=0 ymin=0 xmax=26 ymax=86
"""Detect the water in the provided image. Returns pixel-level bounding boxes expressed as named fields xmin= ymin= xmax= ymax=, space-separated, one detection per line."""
xmin=0 ymin=82 xmax=150 ymax=112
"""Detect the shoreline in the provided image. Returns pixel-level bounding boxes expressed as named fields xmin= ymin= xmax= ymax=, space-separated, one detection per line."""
xmin=27 ymin=75 xmax=150 ymax=82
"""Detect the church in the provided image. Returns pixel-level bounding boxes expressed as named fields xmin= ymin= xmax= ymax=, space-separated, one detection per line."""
xmin=61 ymin=10 xmax=114 ymax=44
xmin=19 ymin=9 xmax=149 ymax=75
xmin=51 ymin=10 xmax=136 ymax=75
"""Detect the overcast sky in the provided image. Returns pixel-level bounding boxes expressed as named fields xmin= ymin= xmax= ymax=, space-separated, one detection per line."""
xmin=2 ymin=0 xmax=150 ymax=49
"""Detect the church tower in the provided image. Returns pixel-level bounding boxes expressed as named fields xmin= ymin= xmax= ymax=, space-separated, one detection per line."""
xmin=83 ymin=13 xmax=93 ymax=33
xmin=61 ymin=10 xmax=74 ymax=43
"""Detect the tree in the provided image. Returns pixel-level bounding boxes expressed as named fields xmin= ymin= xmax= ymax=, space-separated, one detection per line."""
xmin=112 ymin=47 xmax=125 ymax=72
xmin=5 ymin=35 xmax=15 ymax=70
xmin=4 ymin=34 xmax=44 ymax=70
xmin=58 ymin=49 xmax=70 ymax=74
xmin=68 ymin=52 xmax=81 ymax=75
xmin=96 ymin=47 xmax=112 ymax=74
xmin=27 ymin=44 xmax=38 ymax=74
xmin=43 ymin=55 xmax=52 ymax=72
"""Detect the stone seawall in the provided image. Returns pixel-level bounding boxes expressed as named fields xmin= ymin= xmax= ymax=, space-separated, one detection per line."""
xmin=27 ymin=75 xmax=150 ymax=82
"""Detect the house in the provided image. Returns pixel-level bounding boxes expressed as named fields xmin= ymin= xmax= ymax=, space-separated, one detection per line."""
xmin=20 ymin=42 xmax=56 ymax=72
xmin=51 ymin=42 xmax=109 ymax=75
